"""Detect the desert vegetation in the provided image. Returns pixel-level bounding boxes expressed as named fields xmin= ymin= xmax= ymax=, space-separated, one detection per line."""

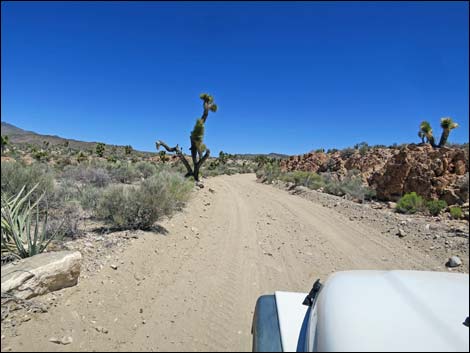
xmin=0 ymin=141 xmax=195 ymax=261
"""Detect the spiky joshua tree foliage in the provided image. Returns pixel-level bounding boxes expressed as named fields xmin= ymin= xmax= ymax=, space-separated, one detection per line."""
xmin=419 ymin=121 xmax=436 ymax=147
xmin=156 ymin=93 xmax=218 ymax=182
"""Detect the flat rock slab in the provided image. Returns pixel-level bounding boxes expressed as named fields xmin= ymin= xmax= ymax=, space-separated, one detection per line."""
xmin=1 ymin=251 xmax=82 ymax=300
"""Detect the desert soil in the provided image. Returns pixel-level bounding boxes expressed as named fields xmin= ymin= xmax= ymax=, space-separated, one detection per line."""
xmin=1 ymin=174 xmax=467 ymax=352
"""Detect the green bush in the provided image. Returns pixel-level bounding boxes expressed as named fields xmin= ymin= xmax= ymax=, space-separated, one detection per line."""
xmin=135 ymin=161 xmax=157 ymax=179
xmin=78 ymin=185 xmax=102 ymax=211
xmin=96 ymin=171 xmax=192 ymax=229
xmin=426 ymin=199 xmax=447 ymax=216
xmin=109 ymin=163 xmax=139 ymax=184
xmin=396 ymin=192 xmax=425 ymax=214
xmin=256 ymin=161 xmax=281 ymax=183
xmin=450 ymin=206 xmax=463 ymax=219
xmin=1 ymin=162 xmax=54 ymax=201
xmin=280 ymin=171 xmax=324 ymax=190
xmin=46 ymin=201 xmax=83 ymax=239
xmin=322 ymin=171 xmax=375 ymax=201
xmin=62 ymin=165 xmax=111 ymax=187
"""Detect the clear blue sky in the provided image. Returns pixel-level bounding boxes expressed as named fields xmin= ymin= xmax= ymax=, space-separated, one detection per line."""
xmin=1 ymin=1 xmax=468 ymax=154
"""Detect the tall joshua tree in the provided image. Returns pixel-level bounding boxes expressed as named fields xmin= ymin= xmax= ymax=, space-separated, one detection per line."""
xmin=419 ymin=121 xmax=436 ymax=147
xmin=438 ymin=117 xmax=458 ymax=147
xmin=156 ymin=93 xmax=218 ymax=182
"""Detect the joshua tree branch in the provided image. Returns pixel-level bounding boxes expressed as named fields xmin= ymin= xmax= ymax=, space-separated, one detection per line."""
xmin=156 ymin=140 xmax=193 ymax=176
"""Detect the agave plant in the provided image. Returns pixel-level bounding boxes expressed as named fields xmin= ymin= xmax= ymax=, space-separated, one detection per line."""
xmin=1 ymin=184 xmax=60 ymax=259
xmin=419 ymin=121 xmax=436 ymax=147
xmin=438 ymin=117 xmax=459 ymax=147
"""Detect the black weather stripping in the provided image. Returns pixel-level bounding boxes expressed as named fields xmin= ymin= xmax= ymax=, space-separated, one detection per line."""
xmin=303 ymin=279 xmax=323 ymax=307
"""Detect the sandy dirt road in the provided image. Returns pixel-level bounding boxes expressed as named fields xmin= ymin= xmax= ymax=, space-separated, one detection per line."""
xmin=3 ymin=174 xmax=445 ymax=352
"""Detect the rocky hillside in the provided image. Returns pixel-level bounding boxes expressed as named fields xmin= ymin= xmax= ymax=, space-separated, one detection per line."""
xmin=280 ymin=144 xmax=469 ymax=205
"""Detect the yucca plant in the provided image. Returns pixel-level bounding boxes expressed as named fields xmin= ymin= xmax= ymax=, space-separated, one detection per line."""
xmin=438 ymin=117 xmax=458 ymax=147
xmin=1 ymin=184 xmax=60 ymax=259
xmin=419 ymin=121 xmax=436 ymax=147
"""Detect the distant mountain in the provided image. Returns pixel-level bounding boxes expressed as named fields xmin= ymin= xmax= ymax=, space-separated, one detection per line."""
xmin=1 ymin=121 xmax=153 ymax=154
xmin=1 ymin=122 xmax=35 ymax=136
xmin=1 ymin=121 xmax=289 ymax=158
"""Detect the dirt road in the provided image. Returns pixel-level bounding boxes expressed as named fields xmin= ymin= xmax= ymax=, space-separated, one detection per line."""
xmin=3 ymin=174 xmax=445 ymax=351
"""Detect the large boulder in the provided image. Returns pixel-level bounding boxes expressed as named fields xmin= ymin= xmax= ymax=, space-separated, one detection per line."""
xmin=1 ymin=251 xmax=82 ymax=300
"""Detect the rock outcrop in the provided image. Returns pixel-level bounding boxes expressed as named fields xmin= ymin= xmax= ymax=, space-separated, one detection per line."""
xmin=280 ymin=144 xmax=469 ymax=204
xmin=1 ymin=251 xmax=82 ymax=300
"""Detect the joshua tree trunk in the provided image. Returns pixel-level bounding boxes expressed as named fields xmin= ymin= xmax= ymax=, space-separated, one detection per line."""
xmin=438 ymin=130 xmax=449 ymax=148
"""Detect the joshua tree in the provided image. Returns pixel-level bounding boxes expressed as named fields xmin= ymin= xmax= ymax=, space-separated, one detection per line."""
xmin=1 ymin=135 xmax=9 ymax=154
xmin=159 ymin=150 xmax=168 ymax=162
xmin=218 ymin=151 xmax=228 ymax=164
xmin=96 ymin=142 xmax=105 ymax=157
xmin=125 ymin=145 xmax=133 ymax=155
xmin=419 ymin=121 xmax=436 ymax=147
xmin=438 ymin=117 xmax=458 ymax=147
xmin=157 ymin=93 xmax=218 ymax=182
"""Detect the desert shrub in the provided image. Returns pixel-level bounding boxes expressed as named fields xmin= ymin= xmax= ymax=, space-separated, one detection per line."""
xmin=323 ymin=171 xmax=375 ymax=201
xmin=396 ymin=192 xmax=425 ymax=214
xmin=48 ymin=179 xmax=80 ymax=209
xmin=77 ymin=151 xmax=88 ymax=163
xmin=280 ymin=171 xmax=325 ymax=190
xmin=426 ymin=199 xmax=447 ymax=216
xmin=135 ymin=161 xmax=157 ymax=179
xmin=96 ymin=171 xmax=192 ymax=229
xmin=256 ymin=161 xmax=281 ymax=183
xmin=322 ymin=173 xmax=343 ymax=195
xmin=1 ymin=162 xmax=54 ymax=201
xmin=32 ymin=150 xmax=49 ymax=161
xmin=340 ymin=148 xmax=356 ymax=159
xmin=354 ymin=142 xmax=370 ymax=156
xmin=109 ymin=163 xmax=139 ymax=184
xmin=106 ymin=156 xmax=118 ymax=163
xmin=62 ymin=165 xmax=111 ymax=187
xmin=450 ymin=206 xmax=463 ymax=219
xmin=340 ymin=175 xmax=375 ymax=201
xmin=78 ymin=185 xmax=102 ymax=211
xmin=55 ymin=156 xmax=73 ymax=169
xmin=46 ymin=201 xmax=83 ymax=239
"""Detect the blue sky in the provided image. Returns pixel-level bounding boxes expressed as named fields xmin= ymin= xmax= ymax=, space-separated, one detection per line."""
xmin=1 ymin=1 xmax=468 ymax=154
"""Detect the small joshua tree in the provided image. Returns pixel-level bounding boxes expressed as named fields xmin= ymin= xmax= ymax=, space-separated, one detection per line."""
xmin=438 ymin=117 xmax=458 ymax=147
xmin=419 ymin=121 xmax=436 ymax=147
xmin=125 ymin=145 xmax=133 ymax=155
xmin=157 ymin=93 xmax=218 ymax=182
xmin=159 ymin=150 xmax=169 ymax=163
xmin=1 ymin=135 xmax=9 ymax=154
xmin=96 ymin=142 xmax=105 ymax=157
xmin=219 ymin=151 xmax=228 ymax=164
